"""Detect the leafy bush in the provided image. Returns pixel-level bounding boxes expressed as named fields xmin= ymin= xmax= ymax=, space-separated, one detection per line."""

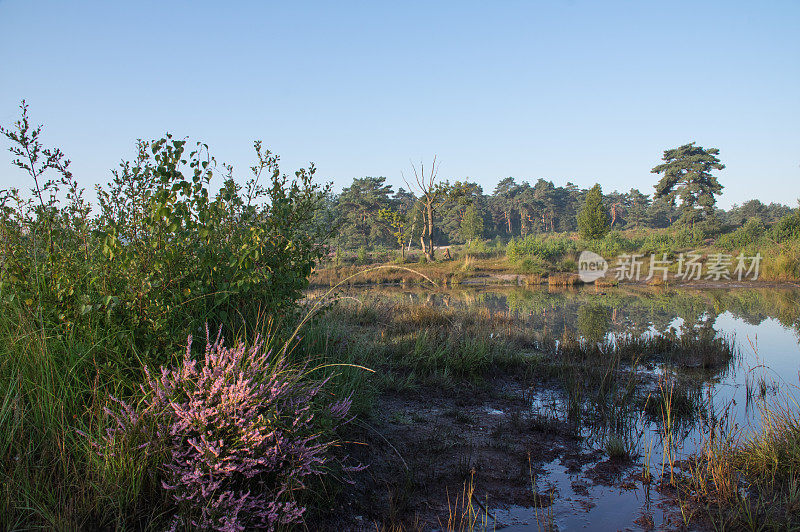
xmin=94 ymin=137 xmax=327 ymax=351
xmin=556 ymin=258 xmax=578 ymax=272
xmin=485 ymin=238 xmax=509 ymax=258
xmin=0 ymin=103 xmax=329 ymax=357
xmin=581 ymin=231 xmax=641 ymax=258
xmin=506 ymin=235 xmax=574 ymax=263
xmin=491 ymin=236 xmax=507 ymax=249
xmin=639 ymin=233 xmax=674 ymax=254
xmin=356 ymin=246 xmax=368 ymax=264
xmin=716 ymin=218 xmax=766 ymax=251
xmin=696 ymin=215 xmax=723 ymax=237
xmin=0 ymin=102 xmax=93 ymax=332
xmin=673 ymin=225 xmax=706 ymax=249
xmin=463 ymin=238 xmax=491 ymax=258
xmin=770 ymin=209 xmax=800 ymax=243
xmin=0 ymin=103 xmax=343 ymax=528
xmin=517 ymin=256 xmax=548 ymax=275
xmin=84 ymin=330 xmax=355 ymax=531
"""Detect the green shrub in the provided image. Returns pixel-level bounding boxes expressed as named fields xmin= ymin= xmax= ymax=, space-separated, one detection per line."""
xmin=716 ymin=218 xmax=766 ymax=252
xmin=581 ymin=231 xmax=641 ymax=258
xmin=506 ymin=235 xmax=574 ymax=263
xmin=487 ymin=237 xmax=509 ymax=258
xmin=0 ymin=103 xmax=94 ymax=334
xmin=0 ymin=103 xmax=338 ymax=528
xmin=356 ymin=245 xmax=368 ymax=264
xmin=464 ymin=238 xmax=491 ymax=258
xmin=696 ymin=216 xmax=723 ymax=237
xmin=639 ymin=233 xmax=674 ymax=254
xmin=556 ymin=258 xmax=578 ymax=272
xmin=0 ymin=104 xmax=328 ymax=357
xmin=770 ymin=210 xmax=800 ymax=243
xmin=492 ymin=236 xmax=507 ymax=249
xmin=95 ymin=138 xmax=328 ymax=353
xmin=674 ymin=225 xmax=706 ymax=249
xmin=762 ymin=243 xmax=800 ymax=281
xmin=518 ymin=256 xmax=548 ymax=275
xmin=577 ymin=184 xmax=610 ymax=240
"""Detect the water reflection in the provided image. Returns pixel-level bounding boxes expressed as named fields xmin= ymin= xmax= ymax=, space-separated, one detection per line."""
xmin=336 ymin=285 xmax=800 ymax=347
xmin=576 ymin=304 xmax=611 ymax=344
xmin=317 ymin=284 xmax=800 ymax=530
xmin=324 ymin=283 xmax=800 ymax=438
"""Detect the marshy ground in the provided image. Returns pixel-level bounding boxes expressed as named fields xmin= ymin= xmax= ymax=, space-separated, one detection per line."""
xmin=305 ymin=284 xmax=800 ymax=530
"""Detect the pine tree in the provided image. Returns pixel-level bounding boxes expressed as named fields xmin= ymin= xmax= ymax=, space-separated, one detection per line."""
xmin=337 ymin=176 xmax=395 ymax=248
xmin=625 ymin=188 xmax=651 ymax=229
xmin=651 ymin=142 xmax=724 ymax=227
xmin=577 ymin=184 xmax=610 ymax=240
xmin=493 ymin=177 xmax=520 ymax=235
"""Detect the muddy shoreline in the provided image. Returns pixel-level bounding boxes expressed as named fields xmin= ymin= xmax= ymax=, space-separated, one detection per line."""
xmin=319 ymin=374 xmax=685 ymax=530
xmin=307 ymin=284 xmax=800 ymax=530
xmin=310 ymin=268 xmax=799 ymax=290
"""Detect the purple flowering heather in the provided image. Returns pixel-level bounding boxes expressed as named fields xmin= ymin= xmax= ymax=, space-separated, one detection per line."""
xmin=89 ymin=327 xmax=353 ymax=531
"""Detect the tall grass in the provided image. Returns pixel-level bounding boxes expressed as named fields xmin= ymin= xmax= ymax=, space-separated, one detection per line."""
xmin=0 ymin=105 xmax=352 ymax=528
xmin=300 ymin=295 xmax=543 ymax=390
xmin=0 ymin=302 xmax=369 ymax=529
xmin=761 ymin=241 xmax=800 ymax=281
xmin=0 ymin=305 xmax=154 ymax=529
xmin=679 ymin=391 xmax=800 ymax=529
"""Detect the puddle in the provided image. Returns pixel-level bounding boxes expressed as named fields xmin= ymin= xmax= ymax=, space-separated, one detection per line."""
xmin=326 ymin=285 xmax=800 ymax=530
xmin=495 ymin=458 xmax=672 ymax=531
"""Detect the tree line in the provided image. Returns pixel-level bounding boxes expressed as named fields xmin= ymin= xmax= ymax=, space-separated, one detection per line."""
xmin=316 ymin=143 xmax=793 ymax=257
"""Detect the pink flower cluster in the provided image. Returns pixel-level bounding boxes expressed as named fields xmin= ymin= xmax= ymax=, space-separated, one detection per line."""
xmin=91 ymin=327 xmax=354 ymax=531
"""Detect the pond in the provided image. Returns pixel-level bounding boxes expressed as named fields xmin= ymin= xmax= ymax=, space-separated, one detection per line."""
xmin=333 ymin=284 xmax=800 ymax=530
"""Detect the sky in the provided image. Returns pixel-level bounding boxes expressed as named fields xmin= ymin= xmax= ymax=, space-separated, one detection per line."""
xmin=1 ymin=0 xmax=798 ymax=209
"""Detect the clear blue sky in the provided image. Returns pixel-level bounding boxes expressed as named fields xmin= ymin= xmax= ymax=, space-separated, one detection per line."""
xmin=1 ymin=0 xmax=798 ymax=209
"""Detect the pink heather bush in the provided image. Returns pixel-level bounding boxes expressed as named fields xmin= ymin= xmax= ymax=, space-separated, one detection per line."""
xmin=87 ymin=327 xmax=355 ymax=531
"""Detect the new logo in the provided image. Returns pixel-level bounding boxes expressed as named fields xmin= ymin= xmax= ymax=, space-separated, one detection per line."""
xmin=578 ymin=250 xmax=608 ymax=282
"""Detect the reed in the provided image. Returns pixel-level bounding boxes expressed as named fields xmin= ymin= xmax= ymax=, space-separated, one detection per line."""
xmin=677 ymin=381 xmax=800 ymax=529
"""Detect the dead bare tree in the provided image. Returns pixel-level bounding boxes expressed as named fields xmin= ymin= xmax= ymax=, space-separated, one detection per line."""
xmin=404 ymin=157 xmax=445 ymax=262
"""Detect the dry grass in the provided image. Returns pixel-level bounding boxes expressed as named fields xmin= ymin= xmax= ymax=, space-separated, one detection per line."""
xmin=311 ymin=257 xmax=536 ymax=288
xmin=678 ymin=388 xmax=800 ymax=529
xmin=374 ymin=472 xmax=494 ymax=532
xmin=761 ymin=244 xmax=800 ymax=281
xmin=547 ymin=273 xmax=581 ymax=286
xmin=594 ymin=277 xmax=619 ymax=288
xmin=440 ymin=471 xmax=489 ymax=532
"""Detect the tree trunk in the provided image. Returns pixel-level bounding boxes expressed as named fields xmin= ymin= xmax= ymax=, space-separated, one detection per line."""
xmin=425 ymin=199 xmax=435 ymax=261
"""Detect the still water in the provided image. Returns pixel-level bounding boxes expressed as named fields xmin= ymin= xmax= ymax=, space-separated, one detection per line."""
xmin=349 ymin=285 xmax=800 ymax=530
